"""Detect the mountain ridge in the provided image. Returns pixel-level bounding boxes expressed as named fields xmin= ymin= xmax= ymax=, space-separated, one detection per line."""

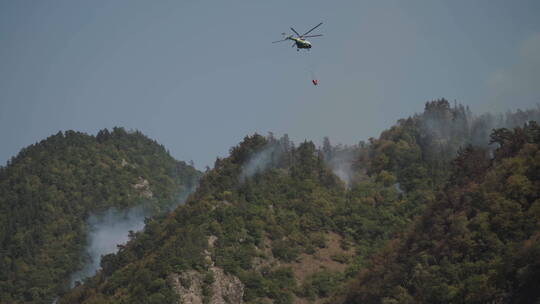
xmin=60 ymin=100 xmax=540 ymax=304
xmin=0 ymin=127 xmax=201 ymax=304
xmin=2 ymin=100 xmax=540 ymax=304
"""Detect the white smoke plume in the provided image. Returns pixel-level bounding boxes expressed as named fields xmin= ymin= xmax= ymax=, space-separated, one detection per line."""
xmin=239 ymin=134 xmax=293 ymax=182
xmin=240 ymin=144 xmax=281 ymax=181
xmin=321 ymin=103 xmax=540 ymax=188
xmin=68 ymin=181 xmax=199 ymax=288
xmin=70 ymin=207 xmax=146 ymax=287
xmin=331 ymin=162 xmax=352 ymax=185
xmin=418 ymin=100 xmax=540 ymax=158
xmin=321 ymin=137 xmax=359 ymax=187
xmin=238 ymin=134 xmax=359 ymax=186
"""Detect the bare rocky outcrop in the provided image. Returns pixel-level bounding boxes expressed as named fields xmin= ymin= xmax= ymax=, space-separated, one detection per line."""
xmin=169 ymin=270 xmax=205 ymax=304
xmin=208 ymin=235 xmax=218 ymax=248
xmin=132 ymin=176 xmax=153 ymax=198
xmin=169 ymin=266 xmax=244 ymax=304
xmin=209 ymin=266 xmax=244 ymax=304
xmin=168 ymin=235 xmax=244 ymax=304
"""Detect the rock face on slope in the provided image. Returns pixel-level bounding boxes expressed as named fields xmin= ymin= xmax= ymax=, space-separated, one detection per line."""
xmin=168 ymin=236 xmax=244 ymax=304
xmin=169 ymin=266 xmax=244 ymax=304
xmin=133 ymin=176 xmax=154 ymax=198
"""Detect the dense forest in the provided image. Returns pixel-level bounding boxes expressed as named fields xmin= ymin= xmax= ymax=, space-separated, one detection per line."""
xmin=340 ymin=121 xmax=540 ymax=303
xmin=53 ymin=100 xmax=540 ymax=304
xmin=2 ymin=100 xmax=539 ymax=304
xmin=0 ymin=127 xmax=200 ymax=303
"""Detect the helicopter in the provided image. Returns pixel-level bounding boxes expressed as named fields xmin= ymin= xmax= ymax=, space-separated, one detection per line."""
xmin=272 ymin=22 xmax=323 ymax=51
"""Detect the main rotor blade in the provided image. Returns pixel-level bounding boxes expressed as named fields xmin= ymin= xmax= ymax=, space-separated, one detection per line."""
xmin=301 ymin=22 xmax=323 ymax=37
xmin=302 ymin=34 xmax=323 ymax=38
xmin=290 ymin=27 xmax=301 ymax=37
xmin=272 ymin=39 xmax=288 ymax=43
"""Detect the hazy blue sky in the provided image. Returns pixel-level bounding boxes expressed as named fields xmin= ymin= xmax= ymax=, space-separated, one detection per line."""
xmin=1 ymin=0 xmax=539 ymax=169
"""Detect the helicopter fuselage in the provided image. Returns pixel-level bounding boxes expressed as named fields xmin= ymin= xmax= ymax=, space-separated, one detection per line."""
xmin=289 ymin=37 xmax=312 ymax=49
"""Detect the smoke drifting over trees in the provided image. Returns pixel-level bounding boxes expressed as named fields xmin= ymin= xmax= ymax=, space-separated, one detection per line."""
xmin=70 ymin=207 xmax=146 ymax=286
xmin=240 ymin=142 xmax=282 ymax=181
xmin=56 ymin=101 xmax=540 ymax=304
xmin=417 ymin=100 xmax=540 ymax=155
xmin=321 ymin=137 xmax=359 ymax=187
xmin=70 ymin=182 xmax=199 ymax=287
xmin=321 ymin=100 xmax=540 ymax=187
xmin=0 ymin=127 xmax=201 ymax=304
xmin=237 ymin=100 xmax=540 ymax=189
xmin=238 ymin=133 xmax=294 ymax=181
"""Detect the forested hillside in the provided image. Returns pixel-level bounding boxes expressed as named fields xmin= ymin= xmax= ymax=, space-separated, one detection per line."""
xmin=341 ymin=121 xmax=540 ymax=303
xmin=0 ymin=127 xmax=200 ymax=304
xmin=61 ymin=132 xmax=410 ymax=304
xmin=58 ymin=100 xmax=540 ymax=304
